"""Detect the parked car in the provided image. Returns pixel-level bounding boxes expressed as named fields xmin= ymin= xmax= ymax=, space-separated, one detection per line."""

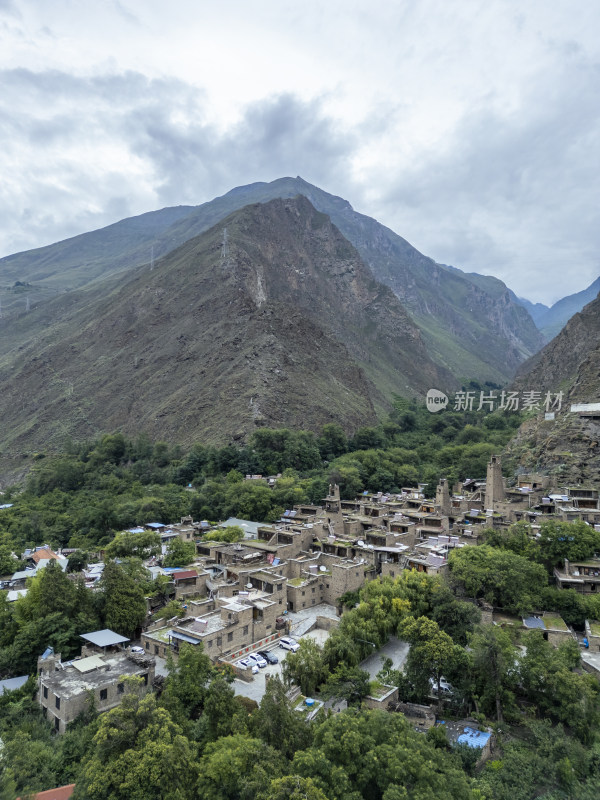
xmin=130 ymin=646 xmax=145 ymax=654
xmin=238 ymin=658 xmax=252 ymax=669
xmin=429 ymin=676 xmax=453 ymax=695
xmin=248 ymin=653 xmax=268 ymax=668
xmin=258 ymin=650 xmax=279 ymax=664
xmin=279 ymin=637 xmax=300 ymax=652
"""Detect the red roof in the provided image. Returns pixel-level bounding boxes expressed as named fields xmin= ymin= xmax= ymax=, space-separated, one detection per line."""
xmin=17 ymin=784 xmax=75 ymax=800
xmin=172 ymin=570 xmax=198 ymax=581
xmin=31 ymin=548 xmax=60 ymax=564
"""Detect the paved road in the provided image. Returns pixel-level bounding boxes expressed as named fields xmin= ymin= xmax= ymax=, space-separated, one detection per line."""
xmin=359 ymin=636 xmax=409 ymax=680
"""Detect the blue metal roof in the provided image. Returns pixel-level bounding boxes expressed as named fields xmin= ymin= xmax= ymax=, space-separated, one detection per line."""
xmin=170 ymin=631 xmax=201 ymax=645
xmin=522 ymin=616 xmax=546 ymax=630
xmin=457 ymin=727 xmax=492 ymax=749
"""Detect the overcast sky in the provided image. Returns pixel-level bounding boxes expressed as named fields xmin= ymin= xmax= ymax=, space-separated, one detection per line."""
xmin=1 ymin=1 xmax=599 ymax=305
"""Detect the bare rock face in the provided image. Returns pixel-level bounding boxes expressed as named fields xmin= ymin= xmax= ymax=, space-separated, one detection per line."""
xmin=0 ymin=197 xmax=454 ymax=455
xmin=505 ymin=293 xmax=600 ymax=482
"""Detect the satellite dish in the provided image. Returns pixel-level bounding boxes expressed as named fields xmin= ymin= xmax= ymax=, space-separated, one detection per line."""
xmin=246 ymin=583 xmax=253 ymax=589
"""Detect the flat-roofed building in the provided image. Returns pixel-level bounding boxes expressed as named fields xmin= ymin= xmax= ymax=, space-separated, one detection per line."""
xmin=37 ymin=647 xmax=155 ymax=733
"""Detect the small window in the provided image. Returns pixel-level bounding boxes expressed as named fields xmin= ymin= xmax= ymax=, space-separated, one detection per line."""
xmin=154 ymin=645 xmax=159 ymax=655
xmin=217 ymin=637 xmax=222 ymax=646
xmin=207 ymin=640 xmax=213 ymax=648
xmin=227 ymin=632 xmax=233 ymax=642
xmin=326 ymin=583 xmax=330 ymax=589
xmin=117 ymin=683 xmax=124 ymax=694
xmin=145 ymin=641 xmax=149 ymax=650
xmin=100 ymin=688 xmax=108 ymax=701
xmin=54 ymin=716 xmax=60 ymax=731
xmin=312 ymin=587 xmax=315 ymax=593
xmin=43 ymin=686 xmax=48 ymax=699
xmin=302 ymin=591 xmax=305 ymax=596
xmin=277 ymin=583 xmax=282 ymax=591
xmin=55 ymin=696 xmax=60 ymax=710
xmin=243 ymin=625 xmax=248 ymax=635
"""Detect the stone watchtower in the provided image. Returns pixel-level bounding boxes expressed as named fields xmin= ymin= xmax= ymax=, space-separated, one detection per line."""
xmin=435 ymin=478 xmax=451 ymax=516
xmin=484 ymin=455 xmax=505 ymax=510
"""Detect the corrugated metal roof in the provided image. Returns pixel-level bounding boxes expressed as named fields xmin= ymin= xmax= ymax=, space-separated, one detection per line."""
xmin=80 ymin=629 xmax=130 ymax=647
xmin=172 ymin=570 xmax=197 ymax=580
xmin=522 ymin=616 xmax=546 ymax=629
xmin=170 ymin=631 xmax=202 ymax=645
xmin=457 ymin=727 xmax=492 ymax=749
xmin=72 ymin=655 xmax=105 ymax=673
xmin=0 ymin=675 xmax=29 ymax=695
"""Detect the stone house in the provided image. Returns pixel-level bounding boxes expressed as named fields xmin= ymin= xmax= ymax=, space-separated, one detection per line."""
xmin=37 ymin=648 xmax=155 ymax=733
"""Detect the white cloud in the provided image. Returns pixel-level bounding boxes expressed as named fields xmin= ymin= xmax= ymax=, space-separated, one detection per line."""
xmin=0 ymin=0 xmax=599 ymax=304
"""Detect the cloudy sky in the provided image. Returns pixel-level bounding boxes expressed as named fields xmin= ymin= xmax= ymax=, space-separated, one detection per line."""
xmin=1 ymin=0 xmax=599 ymax=305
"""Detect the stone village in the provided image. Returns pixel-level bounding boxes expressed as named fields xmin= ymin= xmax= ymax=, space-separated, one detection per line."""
xmin=5 ymin=455 xmax=600 ymax=750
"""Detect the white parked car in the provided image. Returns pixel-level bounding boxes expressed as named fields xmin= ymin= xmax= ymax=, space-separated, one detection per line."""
xmin=238 ymin=658 xmax=252 ymax=669
xmin=279 ymin=637 xmax=300 ymax=652
xmin=429 ymin=676 xmax=453 ymax=695
xmin=130 ymin=646 xmax=145 ymax=654
xmin=248 ymin=653 xmax=268 ymax=668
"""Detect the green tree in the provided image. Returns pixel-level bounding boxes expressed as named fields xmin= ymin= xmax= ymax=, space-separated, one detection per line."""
xmin=449 ymin=545 xmax=547 ymax=613
xmin=318 ymin=424 xmax=348 ymax=460
xmin=430 ymin=584 xmax=481 ymax=645
xmin=282 ymin=638 xmax=330 ymax=696
xmin=105 ymin=531 xmax=161 ymax=560
xmin=162 ymin=642 xmax=213 ymax=722
xmin=197 ymin=676 xmax=246 ymax=743
xmin=73 ymin=687 xmax=198 ymax=800
xmin=400 ymin=616 xmax=464 ymax=709
xmin=266 ymin=776 xmax=330 ymax=800
xmin=293 ymin=709 xmax=475 ymax=800
xmin=469 ymin=624 xmax=518 ymax=721
xmin=0 ymin=545 xmax=17 ymax=576
xmin=197 ymin=734 xmax=285 ymax=800
xmin=251 ymin=675 xmax=312 ymax=759
xmin=538 ymin=520 xmax=600 ymax=566
xmin=98 ymin=561 xmax=146 ymax=638
xmin=321 ymin=664 xmax=370 ymax=706
xmin=14 ymin=560 xmax=78 ymax=623
xmin=162 ymin=538 xmax=196 ymax=567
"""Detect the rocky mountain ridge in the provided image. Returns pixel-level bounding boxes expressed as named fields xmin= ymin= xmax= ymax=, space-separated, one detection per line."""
xmin=0 ymin=197 xmax=453 ymax=456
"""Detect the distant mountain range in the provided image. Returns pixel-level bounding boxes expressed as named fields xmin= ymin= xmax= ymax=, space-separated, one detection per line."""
xmin=513 ymin=276 xmax=600 ymax=341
